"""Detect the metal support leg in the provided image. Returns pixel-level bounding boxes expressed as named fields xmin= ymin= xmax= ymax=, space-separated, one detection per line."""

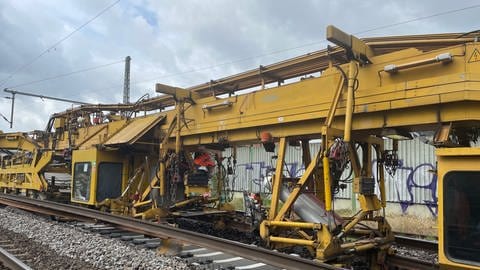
xmin=268 ymin=137 xmax=286 ymax=220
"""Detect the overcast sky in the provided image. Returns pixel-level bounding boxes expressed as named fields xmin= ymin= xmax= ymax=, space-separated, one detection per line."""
xmin=0 ymin=0 xmax=479 ymax=131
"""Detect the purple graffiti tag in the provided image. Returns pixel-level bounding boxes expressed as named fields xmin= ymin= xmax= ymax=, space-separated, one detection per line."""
xmin=373 ymin=160 xmax=437 ymax=217
xmin=284 ymin=162 xmax=305 ymax=178
xmin=398 ymin=163 xmax=437 ymax=216
xmin=237 ymin=162 xmax=273 ymax=191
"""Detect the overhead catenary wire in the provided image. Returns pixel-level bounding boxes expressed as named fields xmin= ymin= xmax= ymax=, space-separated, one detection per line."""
xmin=7 ymin=59 xmax=125 ymax=88
xmin=134 ymin=3 xmax=480 ymax=85
xmin=66 ymin=3 xmax=480 ymax=96
xmin=8 ymin=40 xmax=331 ymax=96
xmin=354 ymin=3 xmax=480 ymax=35
xmin=0 ymin=0 xmax=121 ymax=88
xmin=4 ymin=3 xmax=480 ymax=99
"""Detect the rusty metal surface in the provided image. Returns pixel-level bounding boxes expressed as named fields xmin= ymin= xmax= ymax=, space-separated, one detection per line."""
xmin=0 ymin=194 xmax=338 ymax=270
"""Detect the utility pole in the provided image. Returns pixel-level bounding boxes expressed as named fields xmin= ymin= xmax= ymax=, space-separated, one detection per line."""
xmin=123 ymin=56 xmax=131 ymax=104
xmin=5 ymin=92 xmax=15 ymax=128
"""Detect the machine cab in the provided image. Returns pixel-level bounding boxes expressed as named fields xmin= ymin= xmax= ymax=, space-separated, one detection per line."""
xmin=71 ymin=148 xmax=127 ymax=205
xmin=438 ymin=148 xmax=480 ymax=270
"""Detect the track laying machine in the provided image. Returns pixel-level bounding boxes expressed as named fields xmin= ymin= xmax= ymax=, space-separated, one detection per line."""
xmin=1 ymin=25 xmax=480 ymax=269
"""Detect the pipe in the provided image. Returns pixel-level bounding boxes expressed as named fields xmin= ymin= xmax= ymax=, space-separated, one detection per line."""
xmin=325 ymin=75 xmax=345 ymax=128
xmin=264 ymin=220 xmax=321 ymax=230
xmin=342 ymin=242 xmax=377 ymax=254
xmin=269 ymin=137 xmax=286 ymax=220
xmin=9 ymin=92 xmax=15 ymax=128
xmin=382 ymin=52 xmax=452 ymax=73
xmin=343 ymin=61 xmax=356 ymax=143
xmin=159 ymin=162 xmax=166 ymax=196
xmin=351 ymin=243 xmax=376 ymax=253
xmin=337 ymin=211 xmax=368 ymax=238
xmin=323 ymin=156 xmax=332 ymax=211
xmin=175 ymin=102 xmax=183 ymax=154
xmin=133 ymin=199 xmax=152 ymax=207
xmin=269 ymin=236 xmax=315 ymax=246
xmin=279 ymin=186 xmax=341 ymax=224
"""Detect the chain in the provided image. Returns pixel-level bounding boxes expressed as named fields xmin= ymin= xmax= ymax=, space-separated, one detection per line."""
xmin=231 ymin=156 xmax=237 ymax=200
xmin=217 ymin=163 xmax=227 ymax=203
xmin=224 ymin=155 xmax=237 ymax=202
xmin=168 ymin=153 xmax=177 ymax=202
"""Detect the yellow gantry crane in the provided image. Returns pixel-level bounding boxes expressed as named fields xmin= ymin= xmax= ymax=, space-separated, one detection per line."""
xmin=1 ymin=25 xmax=480 ymax=269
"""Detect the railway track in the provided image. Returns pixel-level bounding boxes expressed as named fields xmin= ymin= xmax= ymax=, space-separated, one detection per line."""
xmin=0 ymin=194 xmax=334 ymax=270
xmin=386 ymin=254 xmax=438 ymax=270
xmin=394 ymin=235 xmax=438 ymax=251
xmin=0 ymin=194 xmax=442 ymax=270
xmin=76 ymin=221 xmax=281 ymax=269
xmin=388 ymin=235 xmax=439 ymax=270
xmin=0 ymin=238 xmax=32 ymax=270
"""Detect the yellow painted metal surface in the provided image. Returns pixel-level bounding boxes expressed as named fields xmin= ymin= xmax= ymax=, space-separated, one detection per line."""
xmin=268 ymin=137 xmax=286 ymax=220
xmin=146 ymin=43 xmax=480 ymax=146
xmin=0 ymin=151 xmax=51 ymax=191
xmin=437 ymin=148 xmax=480 ymax=270
xmin=148 ymin=35 xmax=480 ymax=268
xmin=358 ymin=195 xmax=382 ymax=211
xmin=263 ymin=220 xmax=321 ymax=229
xmin=1 ymin=26 xmax=480 ymax=269
xmin=269 ymin=236 xmax=315 ymax=246
xmin=71 ymin=149 xmax=96 ymax=205
xmin=104 ymin=113 xmax=165 ymax=146
xmin=323 ymin=156 xmax=332 ymax=211
xmin=0 ymin=132 xmax=51 ymax=192
xmin=0 ymin=132 xmax=42 ymax=152
xmin=71 ymin=148 xmax=128 ymax=206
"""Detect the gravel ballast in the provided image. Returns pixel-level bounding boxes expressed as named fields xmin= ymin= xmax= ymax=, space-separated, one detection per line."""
xmin=0 ymin=227 xmax=97 ymax=269
xmin=0 ymin=207 xmax=190 ymax=270
xmin=393 ymin=244 xmax=438 ymax=264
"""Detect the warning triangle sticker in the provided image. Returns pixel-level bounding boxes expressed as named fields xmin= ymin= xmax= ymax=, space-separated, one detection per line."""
xmin=468 ymin=48 xmax=480 ymax=63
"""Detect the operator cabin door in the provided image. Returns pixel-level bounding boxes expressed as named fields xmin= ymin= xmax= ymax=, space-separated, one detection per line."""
xmin=96 ymin=161 xmax=123 ymax=202
xmin=437 ymin=148 xmax=480 ymax=270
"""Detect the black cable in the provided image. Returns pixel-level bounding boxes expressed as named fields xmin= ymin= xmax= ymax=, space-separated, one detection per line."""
xmin=5 ymin=3 xmax=479 ymax=97
xmin=457 ymin=29 xmax=480 ymax=38
xmin=62 ymin=3 xmax=480 ymax=97
xmin=333 ymin=65 xmax=348 ymax=84
xmin=136 ymin=3 xmax=480 ymax=86
xmin=8 ymin=59 xmax=124 ymax=88
xmin=354 ymin=4 xmax=480 ymax=35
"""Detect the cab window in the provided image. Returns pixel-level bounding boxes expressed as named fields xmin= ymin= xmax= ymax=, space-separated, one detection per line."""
xmin=444 ymin=171 xmax=480 ymax=265
xmin=96 ymin=162 xmax=122 ymax=202
xmin=73 ymin=162 xmax=91 ymax=201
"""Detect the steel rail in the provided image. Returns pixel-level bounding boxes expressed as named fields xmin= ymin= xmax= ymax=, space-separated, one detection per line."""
xmin=386 ymin=254 xmax=439 ymax=270
xmin=0 ymin=194 xmax=338 ymax=270
xmin=394 ymin=235 xmax=438 ymax=251
xmin=0 ymin=246 xmax=32 ymax=270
